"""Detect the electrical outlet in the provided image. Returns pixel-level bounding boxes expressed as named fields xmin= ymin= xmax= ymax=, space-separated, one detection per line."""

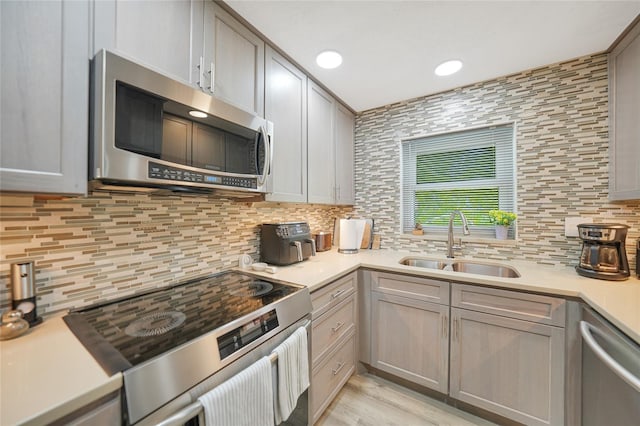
xmin=565 ymin=216 xmax=592 ymax=237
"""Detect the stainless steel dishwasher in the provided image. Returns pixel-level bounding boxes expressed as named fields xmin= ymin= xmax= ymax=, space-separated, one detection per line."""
xmin=580 ymin=307 xmax=640 ymax=425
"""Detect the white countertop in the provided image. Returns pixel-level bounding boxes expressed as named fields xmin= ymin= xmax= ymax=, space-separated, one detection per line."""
xmin=0 ymin=315 xmax=122 ymax=426
xmin=247 ymin=248 xmax=640 ymax=344
xmin=2 ymin=248 xmax=639 ymax=425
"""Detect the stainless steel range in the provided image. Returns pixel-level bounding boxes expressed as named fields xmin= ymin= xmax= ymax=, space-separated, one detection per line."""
xmin=64 ymin=271 xmax=312 ymax=425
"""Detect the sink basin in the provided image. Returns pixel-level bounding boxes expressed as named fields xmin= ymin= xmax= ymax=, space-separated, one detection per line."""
xmin=399 ymin=257 xmax=520 ymax=278
xmin=399 ymin=258 xmax=448 ymax=269
xmin=450 ymin=261 xmax=521 ymax=278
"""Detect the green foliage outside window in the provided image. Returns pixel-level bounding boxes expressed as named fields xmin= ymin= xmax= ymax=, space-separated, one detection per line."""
xmin=416 ymin=146 xmax=496 ymax=184
xmin=415 ymin=188 xmax=499 ymax=226
xmin=415 ymin=146 xmax=499 ymax=227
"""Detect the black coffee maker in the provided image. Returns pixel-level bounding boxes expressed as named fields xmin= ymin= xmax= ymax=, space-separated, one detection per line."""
xmin=576 ymin=223 xmax=630 ymax=281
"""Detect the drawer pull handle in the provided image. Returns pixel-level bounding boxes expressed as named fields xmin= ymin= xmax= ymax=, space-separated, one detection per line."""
xmin=332 ymin=361 xmax=345 ymax=376
xmin=330 ymin=289 xmax=346 ymax=300
xmin=331 ymin=322 xmax=344 ymax=333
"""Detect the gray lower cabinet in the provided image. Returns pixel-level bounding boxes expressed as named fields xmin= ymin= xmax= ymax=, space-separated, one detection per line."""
xmin=310 ymin=272 xmax=357 ymax=423
xmin=371 ymin=292 xmax=449 ymax=392
xmin=265 ymin=46 xmax=308 ymax=203
xmin=609 ymin=17 xmax=640 ymax=201
xmin=369 ymin=272 xmax=449 ymax=393
xmin=55 ymin=392 xmax=121 ymax=425
xmin=0 ymin=0 xmax=89 ymax=195
xmin=363 ymin=272 xmax=568 ymax=425
xmin=450 ymin=283 xmax=566 ymax=426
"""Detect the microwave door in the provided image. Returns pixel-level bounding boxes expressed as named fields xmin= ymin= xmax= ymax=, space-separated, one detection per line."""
xmin=191 ymin=123 xmax=225 ymax=172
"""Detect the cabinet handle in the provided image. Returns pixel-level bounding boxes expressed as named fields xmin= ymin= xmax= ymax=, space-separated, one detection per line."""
xmin=442 ymin=315 xmax=447 ymax=339
xmin=453 ymin=318 xmax=458 ymax=341
xmin=331 ymin=322 xmax=344 ymax=333
xmin=208 ymin=62 xmax=215 ymax=93
xmin=332 ymin=361 xmax=345 ymax=376
xmin=197 ymin=56 xmax=205 ymax=90
xmin=330 ymin=289 xmax=346 ymax=300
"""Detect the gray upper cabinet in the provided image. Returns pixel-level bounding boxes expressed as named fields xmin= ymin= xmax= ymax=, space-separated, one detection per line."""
xmin=308 ymin=82 xmax=337 ymax=204
xmin=335 ymin=104 xmax=355 ymax=205
xmin=201 ymin=2 xmax=264 ymax=116
xmin=609 ymin=18 xmax=640 ymax=201
xmin=0 ymin=0 xmax=89 ymax=195
xmin=92 ymin=0 xmax=199 ymax=85
xmin=93 ymin=1 xmax=264 ymax=117
xmin=265 ymin=47 xmax=308 ymax=203
xmin=308 ymin=81 xmax=355 ymax=205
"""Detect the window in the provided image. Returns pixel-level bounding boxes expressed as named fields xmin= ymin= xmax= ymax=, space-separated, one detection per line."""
xmin=401 ymin=124 xmax=516 ymax=238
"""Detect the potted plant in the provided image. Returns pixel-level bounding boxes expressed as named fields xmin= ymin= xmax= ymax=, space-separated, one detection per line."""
xmin=488 ymin=210 xmax=517 ymax=240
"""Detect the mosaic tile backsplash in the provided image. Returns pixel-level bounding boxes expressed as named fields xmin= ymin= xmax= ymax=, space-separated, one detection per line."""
xmin=2 ymin=52 xmax=639 ymax=317
xmin=0 ymin=193 xmax=351 ymax=316
xmin=353 ymin=53 xmax=639 ymax=268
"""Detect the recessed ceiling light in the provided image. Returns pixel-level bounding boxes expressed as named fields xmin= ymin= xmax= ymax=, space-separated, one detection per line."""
xmin=189 ymin=110 xmax=207 ymax=118
xmin=316 ymin=50 xmax=343 ymax=69
xmin=435 ymin=60 xmax=463 ymax=76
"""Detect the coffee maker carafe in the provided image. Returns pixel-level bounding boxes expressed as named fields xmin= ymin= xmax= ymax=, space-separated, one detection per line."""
xmin=576 ymin=223 xmax=630 ymax=281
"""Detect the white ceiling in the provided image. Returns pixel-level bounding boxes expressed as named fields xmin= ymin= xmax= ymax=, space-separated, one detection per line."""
xmin=226 ymin=1 xmax=640 ymax=112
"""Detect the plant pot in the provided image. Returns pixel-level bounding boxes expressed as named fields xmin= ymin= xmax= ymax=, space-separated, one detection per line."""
xmin=495 ymin=225 xmax=509 ymax=240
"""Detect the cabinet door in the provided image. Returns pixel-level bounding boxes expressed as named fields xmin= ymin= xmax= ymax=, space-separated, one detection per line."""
xmin=371 ymin=292 xmax=449 ymax=393
xmin=307 ymin=81 xmax=336 ymax=204
xmin=335 ymin=103 xmax=355 ymax=205
xmin=609 ymin=21 xmax=640 ymax=201
xmin=0 ymin=0 xmax=89 ymax=194
xmin=202 ymin=3 xmax=264 ymax=116
xmin=265 ymin=46 xmax=308 ymax=202
xmin=93 ymin=0 xmax=198 ymax=85
xmin=450 ymin=307 xmax=565 ymax=426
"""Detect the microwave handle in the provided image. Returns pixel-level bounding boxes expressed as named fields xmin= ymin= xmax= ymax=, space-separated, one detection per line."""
xmin=257 ymin=125 xmax=272 ymax=186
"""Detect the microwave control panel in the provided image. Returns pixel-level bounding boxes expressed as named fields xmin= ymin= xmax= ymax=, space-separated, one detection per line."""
xmin=148 ymin=162 xmax=257 ymax=189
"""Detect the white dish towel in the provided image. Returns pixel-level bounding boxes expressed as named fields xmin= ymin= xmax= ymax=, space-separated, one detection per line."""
xmin=197 ymin=356 xmax=274 ymax=426
xmin=272 ymin=327 xmax=310 ymax=424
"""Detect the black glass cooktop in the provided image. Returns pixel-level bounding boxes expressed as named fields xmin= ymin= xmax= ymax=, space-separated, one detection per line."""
xmin=64 ymin=271 xmax=298 ymax=370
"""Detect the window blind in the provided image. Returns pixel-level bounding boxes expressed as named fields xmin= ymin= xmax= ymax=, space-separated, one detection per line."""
xmin=401 ymin=124 xmax=516 ymax=238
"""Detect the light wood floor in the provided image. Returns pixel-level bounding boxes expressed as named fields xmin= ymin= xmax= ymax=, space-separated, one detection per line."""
xmin=316 ymin=374 xmax=497 ymax=426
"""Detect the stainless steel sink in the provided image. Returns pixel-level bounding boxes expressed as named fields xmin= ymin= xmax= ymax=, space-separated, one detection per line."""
xmin=399 ymin=257 xmax=520 ymax=278
xmin=399 ymin=258 xmax=448 ymax=269
xmin=450 ymin=261 xmax=521 ymax=278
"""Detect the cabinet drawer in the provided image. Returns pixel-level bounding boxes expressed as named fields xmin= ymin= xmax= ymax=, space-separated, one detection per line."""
xmin=311 ymin=272 xmax=356 ymax=318
xmin=312 ymin=294 xmax=355 ymax=365
xmin=371 ymin=271 xmax=449 ymax=305
xmin=311 ymin=332 xmax=356 ymax=423
xmin=452 ymin=283 xmax=566 ymax=327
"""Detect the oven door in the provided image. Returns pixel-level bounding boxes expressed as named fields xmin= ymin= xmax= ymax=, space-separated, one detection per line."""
xmin=144 ymin=316 xmax=311 ymax=426
xmin=580 ymin=307 xmax=640 ymax=425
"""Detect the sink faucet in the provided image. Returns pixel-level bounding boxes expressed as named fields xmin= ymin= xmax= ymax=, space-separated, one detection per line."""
xmin=447 ymin=210 xmax=471 ymax=258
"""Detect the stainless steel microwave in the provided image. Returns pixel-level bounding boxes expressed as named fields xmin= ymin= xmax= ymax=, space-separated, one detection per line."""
xmin=90 ymin=50 xmax=273 ymax=195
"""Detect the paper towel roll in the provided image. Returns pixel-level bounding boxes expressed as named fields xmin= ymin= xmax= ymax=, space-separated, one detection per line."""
xmin=339 ymin=219 xmax=366 ymax=253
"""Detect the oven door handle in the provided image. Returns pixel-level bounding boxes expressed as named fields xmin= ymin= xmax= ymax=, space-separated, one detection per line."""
xmin=155 ymin=401 xmax=202 ymax=426
xmin=580 ymin=321 xmax=640 ymax=392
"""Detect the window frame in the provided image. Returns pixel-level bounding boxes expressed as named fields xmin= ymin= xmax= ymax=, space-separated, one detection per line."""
xmin=400 ymin=123 xmax=517 ymax=239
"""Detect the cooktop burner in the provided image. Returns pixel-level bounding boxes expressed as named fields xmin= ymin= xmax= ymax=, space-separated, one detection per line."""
xmin=64 ymin=271 xmax=298 ymax=369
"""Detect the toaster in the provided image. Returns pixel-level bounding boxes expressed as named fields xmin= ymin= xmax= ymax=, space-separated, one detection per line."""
xmin=261 ymin=222 xmax=316 ymax=266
